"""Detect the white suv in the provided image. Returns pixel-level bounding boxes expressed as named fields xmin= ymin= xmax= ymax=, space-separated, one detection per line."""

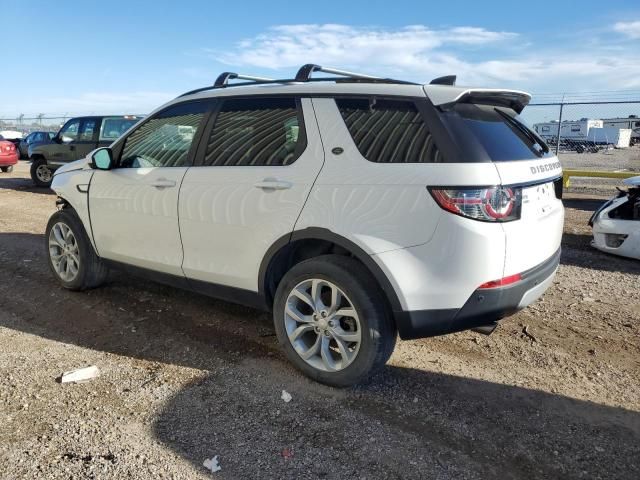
xmin=46 ymin=65 xmax=564 ymax=387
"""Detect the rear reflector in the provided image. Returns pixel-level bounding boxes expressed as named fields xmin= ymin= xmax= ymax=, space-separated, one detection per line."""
xmin=478 ymin=273 xmax=522 ymax=289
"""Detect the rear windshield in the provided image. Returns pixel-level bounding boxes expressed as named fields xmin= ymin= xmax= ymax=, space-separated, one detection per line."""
xmin=100 ymin=117 xmax=140 ymax=141
xmin=437 ymin=104 xmax=550 ymax=162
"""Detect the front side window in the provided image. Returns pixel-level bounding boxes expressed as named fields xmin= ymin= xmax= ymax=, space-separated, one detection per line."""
xmin=59 ymin=119 xmax=81 ymax=142
xmin=120 ymin=102 xmax=208 ymax=168
xmin=336 ymin=98 xmax=444 ymax=163
xmin=203 ymin=97 xmax=305 ymax=167
xmin=78 ymin=119 xmax=97 ymax=141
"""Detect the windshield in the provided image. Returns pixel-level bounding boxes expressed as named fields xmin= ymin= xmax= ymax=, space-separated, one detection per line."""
xmin=438 ymin=104 xmax=551 ymax=162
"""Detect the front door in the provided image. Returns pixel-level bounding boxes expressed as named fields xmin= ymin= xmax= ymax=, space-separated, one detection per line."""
xmin=48 ymin=118 xmax=81 ymax=165
xmin=89 ymin=101 xmax=212 ymax=275
xmin=179 ymin=97 xmax=325 ymax=291
xmin=74 ymin=117 xmax=100 ymax=160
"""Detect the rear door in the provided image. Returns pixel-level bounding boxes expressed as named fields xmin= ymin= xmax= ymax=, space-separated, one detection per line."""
xmin=179 ymin=96 xmax=324 ymax=292
xmin=89 ymin=101 xmax=212 ymax=275
xmin=436 ymin=102 xmax=564 ymax=276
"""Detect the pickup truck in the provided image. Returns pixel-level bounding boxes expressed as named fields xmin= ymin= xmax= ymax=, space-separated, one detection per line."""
xmin=29 ymin=115 xmax=141 ymax=187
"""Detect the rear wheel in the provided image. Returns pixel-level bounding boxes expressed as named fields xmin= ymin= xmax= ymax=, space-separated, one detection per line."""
xmin=273 ymin=255 xmax=396 ymax=387
xmin=30 ymin=158 xmax=53 ymax=187
xmin=1 ymin=165 xmax=13 ymax=173
xmin=45 ymin=208 xmax=108 ymax=290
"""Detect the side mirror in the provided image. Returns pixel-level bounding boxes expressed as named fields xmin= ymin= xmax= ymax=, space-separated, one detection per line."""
xmin=91 ymin=148 xmax=113 ymax=170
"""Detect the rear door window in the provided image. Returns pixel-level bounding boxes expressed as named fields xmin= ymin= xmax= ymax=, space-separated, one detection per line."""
xmin=336 ymin=98 xmax=445 ymax=163
xmin=437 ymin=104 xmax=550 ymax=162
xmin=202 ymin=97 xmax=305 ymax=167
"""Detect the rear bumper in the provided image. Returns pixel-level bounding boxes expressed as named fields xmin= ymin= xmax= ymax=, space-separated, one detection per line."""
xmin=0 ymin=154 xmax=18 ymax=166
xmin=395 ymin=248 xmax=560 ymax=340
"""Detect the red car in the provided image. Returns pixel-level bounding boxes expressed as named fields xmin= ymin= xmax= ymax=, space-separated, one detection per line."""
xmin=0 ymin=139 xmax=18 ymax=173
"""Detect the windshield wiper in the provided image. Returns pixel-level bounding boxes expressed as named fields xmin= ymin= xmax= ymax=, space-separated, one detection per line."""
xmin=494 ymin=108 xmax=550 ymax=154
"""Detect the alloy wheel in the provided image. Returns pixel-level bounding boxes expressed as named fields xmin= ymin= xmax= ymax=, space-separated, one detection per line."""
xmin=284 ymin=279 xmax=362 ymax=372
xmin=36 ymin=164 xmax=52 ymax=183
xmin=49 ymin=222 xmax=80 ymax=282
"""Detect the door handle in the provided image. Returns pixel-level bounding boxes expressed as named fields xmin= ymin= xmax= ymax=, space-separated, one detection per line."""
xmin=150 ymin=178 xmax=176 ymax=188
xmin=69 ymin=145 xmax=75 ymax=151
xmin=254 ymin=178 xmax=292 ymax=190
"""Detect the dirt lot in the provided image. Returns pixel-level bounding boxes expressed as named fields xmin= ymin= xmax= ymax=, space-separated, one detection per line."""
xmin=0 ymin=161 xmax=639 ymax=479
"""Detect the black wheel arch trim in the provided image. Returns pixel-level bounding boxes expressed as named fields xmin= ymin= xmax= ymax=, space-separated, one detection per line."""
xmin=258 ymin=227 xmax=403 ymax=313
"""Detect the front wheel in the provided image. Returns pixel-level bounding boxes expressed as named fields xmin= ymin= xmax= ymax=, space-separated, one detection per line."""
xmin=45 ymin=208 xmax=108 ymax=290
xmin=30 ymin=158 xmax=53 ymax=187
xmin=273 ymin=255 xmax=396 ymax=387
xmin=1 ymin=165 xmax=13 ymax=173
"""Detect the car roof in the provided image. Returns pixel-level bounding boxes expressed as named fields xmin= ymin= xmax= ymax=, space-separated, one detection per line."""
xmin=170 ymin=81 xmax=531 ymax=114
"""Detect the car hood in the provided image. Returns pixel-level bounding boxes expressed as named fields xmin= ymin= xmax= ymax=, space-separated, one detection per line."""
xmin=623 ymin=175 xmax=640 ymax=186
xmin=53 ymin=156 xmax=92 ymax=176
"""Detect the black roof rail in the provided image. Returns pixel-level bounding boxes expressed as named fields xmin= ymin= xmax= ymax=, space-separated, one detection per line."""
xmin=295 ymin=64 xmax=382 ymax=82
xmin=177 ymin=64 xmax=419 ymax=98
xmin=214 ymin=72 xmax=275 ymax=88
xmin=429 ymin=75 xmax=456 ymax=86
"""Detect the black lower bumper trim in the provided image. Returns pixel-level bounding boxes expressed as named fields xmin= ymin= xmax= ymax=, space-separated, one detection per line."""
xmin=395 ymin=248 xmax=561 ymax=340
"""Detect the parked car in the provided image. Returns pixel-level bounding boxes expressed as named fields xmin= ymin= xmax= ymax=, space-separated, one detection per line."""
xmin=29 ymin=115 xmax=141 ymax=187
xmin=0 ymin=130 xmax=23 ymax=151
xmin=18 ymin=131 xmax=55 ymax=159
xmin=590 ymin=176 xmax=640 ymax=260
xmin=0 ymin=138 xmax=19 ymax=173
xmin=45 ymin=65 xmax=564 ymax=387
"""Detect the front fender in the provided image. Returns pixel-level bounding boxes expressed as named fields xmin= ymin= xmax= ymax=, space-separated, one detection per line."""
xmin=51 ymin=168 xmax=97 ymax=251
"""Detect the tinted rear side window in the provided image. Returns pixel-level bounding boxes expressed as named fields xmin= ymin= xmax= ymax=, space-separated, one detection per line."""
xmin=203 ymin=97 xmax=305 ymax=167
xmin=438 ymin=104 xmax=550 ymax=162
xmin=336 ymin=98 xmax=445 ymax=163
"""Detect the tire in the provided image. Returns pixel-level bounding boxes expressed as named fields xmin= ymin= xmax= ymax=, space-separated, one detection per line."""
xmin=1 ymin=165 xmax=13 ymax=173
xmin=30 ymin=157 xmax=53 ymax=187
xmin=273 ymin=255 xmax=396 ymax=387
xmin=45 ymin=208 xmax=108 ymax=291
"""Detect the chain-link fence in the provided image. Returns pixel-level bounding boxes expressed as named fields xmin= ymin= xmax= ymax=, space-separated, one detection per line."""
xmin=0 ymin=116 xmax=69 ymax=135
xmin=521 ymin=98 xmax=640 ymax=172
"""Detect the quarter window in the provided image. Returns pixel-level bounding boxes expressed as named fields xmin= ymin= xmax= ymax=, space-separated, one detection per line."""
xmin=203 ymin=97 xmax=305 ymax=167
xmin=120 ymin=102 xmax=208 ymax=168
xmin=100 ymin=117 xmax=140 ymax=142
xmin=336 ymin=98 xmax=445 ymax=163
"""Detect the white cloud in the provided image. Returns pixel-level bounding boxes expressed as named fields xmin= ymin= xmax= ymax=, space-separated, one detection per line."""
xmin=210 ymin=23 xmax=640 ymax=92
xmin=613 ymin=21 xmax=640 ymax=39
xmin=214 ymin=24 xmax=516 ymax=70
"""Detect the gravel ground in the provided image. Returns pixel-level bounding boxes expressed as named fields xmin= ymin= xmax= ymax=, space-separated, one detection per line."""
xmin=0 ymin=161 xmax=638 ymax=479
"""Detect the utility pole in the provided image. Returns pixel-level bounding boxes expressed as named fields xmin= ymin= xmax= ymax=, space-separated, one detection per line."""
xmin=555 ymin=94 xmax=565 ymax=156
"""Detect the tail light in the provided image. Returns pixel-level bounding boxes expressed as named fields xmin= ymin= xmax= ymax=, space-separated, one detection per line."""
xmin=478 ymin=273 xmax=522 ymax=289
xmin=1 ymin=142 xmax=16 ymax=153
xmin=428 ymin=186 xmax=522 ymax=222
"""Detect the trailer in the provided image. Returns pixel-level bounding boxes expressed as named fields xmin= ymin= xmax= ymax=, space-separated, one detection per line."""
xmin=587 ymin=127 xmax=632 ymax=148
xmin=534 ymin=119 xmax=603 ymax=142
xmin=602 ymin=116 xmax=640 ymax=145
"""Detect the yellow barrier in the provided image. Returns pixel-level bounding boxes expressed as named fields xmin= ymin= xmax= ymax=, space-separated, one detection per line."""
xmin=562 ymin=169 xmax=637 ymax=188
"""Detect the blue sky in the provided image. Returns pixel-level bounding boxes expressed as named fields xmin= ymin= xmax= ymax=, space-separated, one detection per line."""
xmin=3 ymin=0 xmax=640 ymax=117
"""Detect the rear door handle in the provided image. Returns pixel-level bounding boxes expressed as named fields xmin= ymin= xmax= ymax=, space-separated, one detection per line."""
xmin=150 ymin=178 xmax=176 ymax=188
xmin=254 ymin=178 xmax=292 ymax=190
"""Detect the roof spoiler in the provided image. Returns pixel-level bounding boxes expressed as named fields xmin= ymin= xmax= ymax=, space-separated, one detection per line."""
xmin=433 ymin=88 xmax=531 ymax=114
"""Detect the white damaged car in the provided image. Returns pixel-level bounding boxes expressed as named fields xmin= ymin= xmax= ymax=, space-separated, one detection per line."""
xmin=590 ymin=176 xmax=640 ymax=260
